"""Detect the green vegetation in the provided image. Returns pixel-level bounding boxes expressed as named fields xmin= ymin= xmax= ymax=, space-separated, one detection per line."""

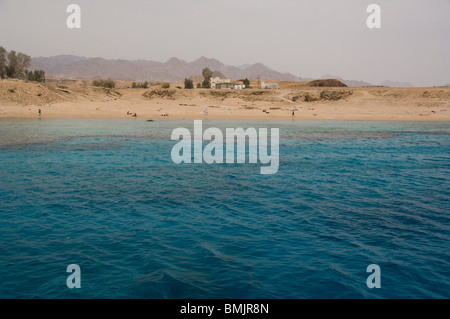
xmin=131 ymin=81 xmax=149 ymax=89
xmin=202 ymin=67 xmax=212 ymax=88
xmin=184 ymin=78 xmax=194 ymax=89
xmin=92 ymin=79 xmax=116 ymax=88
xmin=196 ymin=83 xmax=201 ymax=89
xmin=0 ymin=47 xmax=7 ymax=79
xmin=161 ymin=83 xmax=170 ymax=89
xmin=243 ymin=78 xmax=251 ymax=88
xmin=0 ymin=46 xmax=45 ymax=81
xmin=26 ymin=70 xmax=46 ymax=82
xmin=6 ymin=50 xmax=30 ymax=79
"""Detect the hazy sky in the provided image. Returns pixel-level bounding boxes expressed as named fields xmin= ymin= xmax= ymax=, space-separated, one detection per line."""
xmin=0 ymin=0 xmax=449 ymax=86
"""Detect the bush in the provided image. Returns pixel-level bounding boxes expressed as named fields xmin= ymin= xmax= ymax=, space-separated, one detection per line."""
xmin=184 ymin=78 xmax=194 ymax=89
xmin=92 ymin=79 xmax=115 ymax=88
xmin=319 ymin=90 xmax=352 ymax=101
xmin=196 ymin=83 xmax=201 ymax=88
xmin=132 ymin=81 xmax=148 ymax=89
xmin=26 ymin=69 xmax=46 ymax=82
xmin=143 ymin=89 xmax=176 ymax=99
xmin=202 ymin=80 xmax=210 ymax=88
xmin=304 ymin=93 xmax=317 ymax=102
xmin=161 ymin=83 xmax=170 ymax=89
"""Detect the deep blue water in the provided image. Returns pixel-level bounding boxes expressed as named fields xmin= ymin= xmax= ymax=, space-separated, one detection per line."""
xmin=0 ymin=118 xmax=449 ymax=299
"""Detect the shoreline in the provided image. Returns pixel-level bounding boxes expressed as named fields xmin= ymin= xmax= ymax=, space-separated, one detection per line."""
xmin=1 ymin=113 xmax=449 ymax=121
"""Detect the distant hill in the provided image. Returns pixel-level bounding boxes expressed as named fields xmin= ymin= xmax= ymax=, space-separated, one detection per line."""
xmin=30 ymin=55 xmax=307 ymax=82
xmin=237 ymin=63 xmax=251 ymax=70
xmin=379 ymin=80 xmax=414 ymax=87
xmin=307 ymin=79 xmax=347 ymax=87
xmin=321 ymin=75 xmax=374 ymax=87
xmin=321 ymin=74 xmax=415 ymax=87
xmin=32 ymin=55 xmax=87 ymax=71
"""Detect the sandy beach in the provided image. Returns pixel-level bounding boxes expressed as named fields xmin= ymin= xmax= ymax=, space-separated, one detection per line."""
xmin=0 ymin=80 xmax=449 ymax=121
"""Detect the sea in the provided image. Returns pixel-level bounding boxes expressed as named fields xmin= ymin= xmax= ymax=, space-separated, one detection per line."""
xmin=0 ymin=118 xmax=448 ymax=299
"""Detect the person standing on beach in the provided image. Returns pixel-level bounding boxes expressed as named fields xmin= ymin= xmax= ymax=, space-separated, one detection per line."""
xmin=292 ymin=109 xmax=295 ymax=117
xmin=38 ymin=109 xmax=41 ymax=116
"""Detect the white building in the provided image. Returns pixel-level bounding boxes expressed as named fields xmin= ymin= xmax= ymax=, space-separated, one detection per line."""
xmin=211 ymin=77 xmax=232 ymax=89
xmin=261 ymin=82 xmax=279 ymax=89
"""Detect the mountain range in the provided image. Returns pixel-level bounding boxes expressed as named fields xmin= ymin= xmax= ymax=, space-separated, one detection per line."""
xmin=320 ymin=75 xmax=413 ymax=88
xmin=30 ymin=55 xmax=413 ymax=87
xmin=30 ymin=55 xmax=306 ymax=83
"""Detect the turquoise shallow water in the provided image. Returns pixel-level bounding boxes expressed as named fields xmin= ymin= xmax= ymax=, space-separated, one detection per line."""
xmin=0 ymin=118 xmax=449 ymax=298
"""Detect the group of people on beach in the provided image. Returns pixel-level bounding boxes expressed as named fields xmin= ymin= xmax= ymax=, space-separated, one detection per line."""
xmin=127 ymin=111 xmax=137 ymax=117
